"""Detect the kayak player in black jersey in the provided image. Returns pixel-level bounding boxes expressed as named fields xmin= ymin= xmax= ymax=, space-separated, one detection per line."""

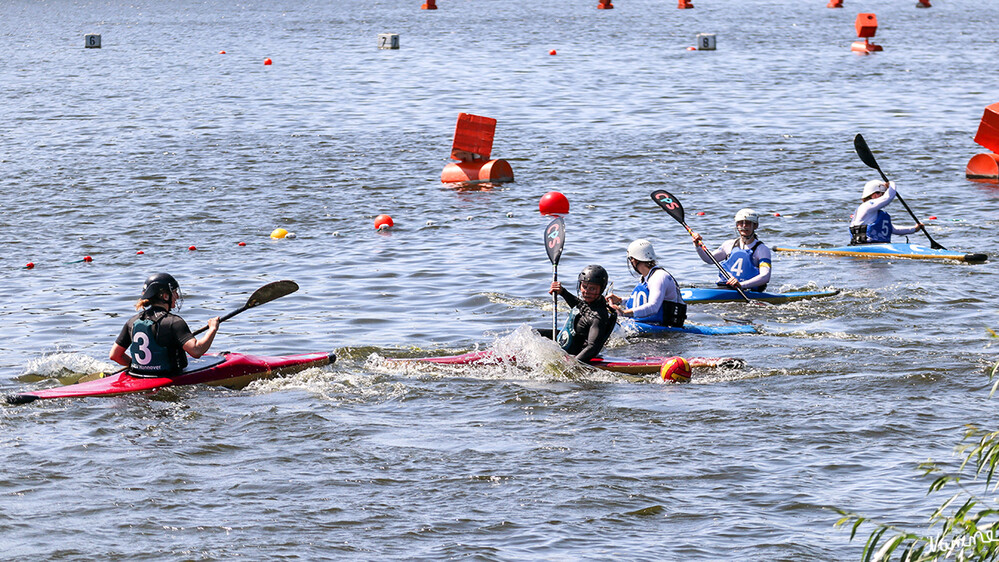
xmin=539 ymin=264 xmax=617 ymax=363
xmin=109 ymin=273 xmax=220 ymax=377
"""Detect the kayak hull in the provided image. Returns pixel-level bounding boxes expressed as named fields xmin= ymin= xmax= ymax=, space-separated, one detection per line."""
xmin=680 ymin=287 xmax=839 ymax=304
xmin=6 ymin=351 xmax=335 ymax=404
xmin=623 ymin=320 xmax=757 ymax=336
xmin=774 ymin=243 xmax=987 ymax=263
xmin=398 ymin=350 xmax=745 ymax=375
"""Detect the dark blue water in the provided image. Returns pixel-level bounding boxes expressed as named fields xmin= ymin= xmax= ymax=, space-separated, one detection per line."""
xmin=3 ymin=0 xmax=999 ymax=558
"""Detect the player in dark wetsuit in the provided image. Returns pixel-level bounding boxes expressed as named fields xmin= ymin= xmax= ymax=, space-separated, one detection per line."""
xmin=545 ymin=264 xmax=618 ymax=363
xmin=109 ymin=273 xmax=220 ymax=377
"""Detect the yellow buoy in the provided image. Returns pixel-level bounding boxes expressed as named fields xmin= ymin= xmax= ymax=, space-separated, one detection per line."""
xmin=271 ymin=228 xmax=288 ymax=239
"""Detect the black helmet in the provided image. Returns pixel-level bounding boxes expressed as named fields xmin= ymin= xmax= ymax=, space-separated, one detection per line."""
xmin=141 ymin=273 xmax=179 ymax=301
xmin=578 ymin=264 xmax=609 ymax=292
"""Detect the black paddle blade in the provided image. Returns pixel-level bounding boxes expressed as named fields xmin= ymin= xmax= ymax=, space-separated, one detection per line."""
xmin=545 ymin=217 xmax=566 ymax=265
xmin=245 ymin=280 xmax=299 ymax=308
xmin=854 ymin=134 xmax=886 ymax=180
xmin=651 ymin=190 xmax=686 ymax=225
xmin=5 ymin=393 xmax=38 ymax=405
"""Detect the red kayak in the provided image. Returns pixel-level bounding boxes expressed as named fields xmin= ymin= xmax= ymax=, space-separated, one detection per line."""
xmin=5 ymin=351 xmax=335 ymax=405
xmin=393 ymin=350 xmax=745 ymax=375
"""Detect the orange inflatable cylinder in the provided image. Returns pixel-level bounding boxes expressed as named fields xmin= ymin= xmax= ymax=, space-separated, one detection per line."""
xmin=916 ymin=0 xmax=931 ymax=7
xmin=973 ymin=103 xmax=999 ymax=154
xmin=966 ymin=153 xmax=999 ymax=180
xmin=855 ymin=13 xmax=878 ymax=38
xmin=826 ymin=0 xmax=843 ymax=7
xmin=421 ymin=0 xmax=437 ymax=9
xmin=597 ymin=0 xmax=613 ymax=8
xmin=441 ymin=159 xmax=514 ymax=185
xmin=678 ymin=0 xmax=693 ymax=8
xmin=851 ymin=39 xmax=882 ymax=53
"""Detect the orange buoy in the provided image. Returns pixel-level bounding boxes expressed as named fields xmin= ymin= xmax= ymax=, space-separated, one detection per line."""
xmin=374 ymin=214 xmax=394 ymax=230
xmin=219 ymin=50 xmax=226 ymax=54
xmin=549 ymin=49 xmax=557 ymax=55
xmin=967 ymin=153 xmax=999 ymax=181
xmin=916 ymin=0 xmax=931 ymax=7
xmin=441 ymin=159 xmax=514 ymax=186
xmin=421 ymin=0 xmax=437 ymax=9
xmin=851 ymin=13 xmax=883 ymax=53
xmin=539 ymin=191 xmax=569 ymax=216
xmin=678 ymin=0 xmax=693 ymax=8
xmin=441 ymin=113 xmax=514 ymax=187
xmin=973 ymin=102 xmax=999 ymax=154
xmin=826 ymin=0 xmax=843 ymax=7
xmin=597 ymin=0 xmax=613 ymax=8
xmin=264 ymin=58 xmax=272 ymax=65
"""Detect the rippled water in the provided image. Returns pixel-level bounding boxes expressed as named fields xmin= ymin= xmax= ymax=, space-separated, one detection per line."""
xmin=4 ymin=0 xmax=999 ymax=559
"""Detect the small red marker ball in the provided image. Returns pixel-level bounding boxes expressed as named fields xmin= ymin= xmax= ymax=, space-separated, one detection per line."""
xmin=188 ymin=245 xmax=197 ymax=251
xmin=696 ymin=211 xmax=705 ymax=216
xmin=928 ymin=216 xmax=937 ymax=220
xmin=687 ymin=46 xmax=697 ymax=51
xmin=549 ymin=50 xmax=557 ymax=55
xmin=238 ymin=241 xmax=246 ymax=246
xmin=774 ymin=212 xmax=781 ymax=217
xmin=83 ymin=255 xmax=93 ymax=262
xmin=219 ymin=50 xmax=226 ymax=54
xmin=264 ymin=58 xmax=272 ymax=65
xmin=25 ymin=262 xmax=34 ymax=269
xmin=136 ymin=250 xmax=144 ymax=255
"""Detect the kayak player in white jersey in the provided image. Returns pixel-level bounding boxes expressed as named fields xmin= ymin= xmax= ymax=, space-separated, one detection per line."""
xmin=109 ymin=273 xmax=220 ymax=377
xmin=539 ymin=265 xmax=617 ymax=363
xmin=607 ymin=239 xmax=686 ymax=327
xmin=849 ymin=180 xmax=924 ymax=245
xmin=690 ymin=209 xmax=772 ymax=291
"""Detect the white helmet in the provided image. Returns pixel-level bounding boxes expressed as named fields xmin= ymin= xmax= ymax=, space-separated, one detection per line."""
xmin=862 ymin=179 xmax=887 ymax=199
xmin=734 ymin=208 xmax=759 ymax=225
xmin=627 ymin=239 xmax=657 ymax=262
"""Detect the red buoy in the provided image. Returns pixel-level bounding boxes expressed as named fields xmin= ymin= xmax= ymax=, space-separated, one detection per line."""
xmin=83 ymin=255 xmax=93 ymax=262
xmin=136 ymin=250 xmax=144 ymax=255
xmin=597 ymin=0 xmax=613 ymax=8
xmin=539 ymin=191 xmax=569 ymax=216
xmin=549 ymin=49 xmax=557 ymax=55
xmin=264 ymin=58 xmax=272 ymax=65
xmin=25 ymin=262 xmax=34 ymax=269
xmin=188 ymin=245 xmax=197 ymax=251
xmin=219 ymin=50 xmax=226 ymax=54
xmin=238 ymin=241 xmax=246 ymax=246
xmin=678 ymin=0 xmax=693 ymax=8
xmin=826 ymin=0 xmax=843 ymax=7
xmin=421 ymin=0 xmax=437 ymax=9
xmin=375 ymin=214 xmax=394 ymax=230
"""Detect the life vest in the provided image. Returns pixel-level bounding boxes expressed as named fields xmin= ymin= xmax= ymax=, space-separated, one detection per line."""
xmin=868 ymin=210 xmax=894 ymax=242
xmin=718 ymin=240 xmax=764 ymax=286
xmin=128 ymin=309 xmax=181 ymax=376
xmin=626 ymin=266 xmax=687 ymax=327
xmin=556 ymin=308 xmax=579 ymax=352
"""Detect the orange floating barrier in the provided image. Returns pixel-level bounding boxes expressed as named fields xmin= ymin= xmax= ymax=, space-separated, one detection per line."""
xmin=597 ymin=0 xmax=613 ymax=9
xmin=967 ymin=102 xmax=999 ymax=180
xmin=826 ymin=0 xmax=843 ymax=7
xmin=850 ymin=13 xmax=883 ymax=53
xmin=421 ymin=0 xmax=437 ymax=9
xmin=678 ymin=0 xmax=693 ymax=8
xmin=440 ymin=113 xmax=514 ymax=188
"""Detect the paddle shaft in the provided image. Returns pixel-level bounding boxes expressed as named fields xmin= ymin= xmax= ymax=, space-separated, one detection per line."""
xmin=552 ymin=263 xmax=558 ymax=340
xmin=854 ymin=134 xmax=944 ymax=250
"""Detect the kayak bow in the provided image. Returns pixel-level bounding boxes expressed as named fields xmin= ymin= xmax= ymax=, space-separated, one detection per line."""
xmin=5 ymin=351 xmax=335 ymax=405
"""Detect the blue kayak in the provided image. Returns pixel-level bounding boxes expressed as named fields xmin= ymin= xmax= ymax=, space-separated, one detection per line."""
xmin=774 ymin=243 xmax=987 ymax=263
xmin=680 ymin=287 xmax=840 ymax=304
xmin=620 ymin=319 xmax=757 ymax=336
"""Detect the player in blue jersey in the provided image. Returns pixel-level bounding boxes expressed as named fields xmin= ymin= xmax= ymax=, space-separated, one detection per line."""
xmin=849 ymin=180 xmax=923 ymax=244
xmin=691 ymin=209 xmax=772 ymax=291
xmin=607 ymin=239 xmax=686 ymax=327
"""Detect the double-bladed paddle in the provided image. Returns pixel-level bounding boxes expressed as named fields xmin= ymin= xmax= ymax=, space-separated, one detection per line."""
xmin=651 ymin=190 xmax=754 ymax=304
xmin=544 ymin=217 xmax=566 ymax=341
xmin=853 ymin=133 xmax=944 ymax=250
xmin=35 ymin=280 xmax=301 ymax=390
